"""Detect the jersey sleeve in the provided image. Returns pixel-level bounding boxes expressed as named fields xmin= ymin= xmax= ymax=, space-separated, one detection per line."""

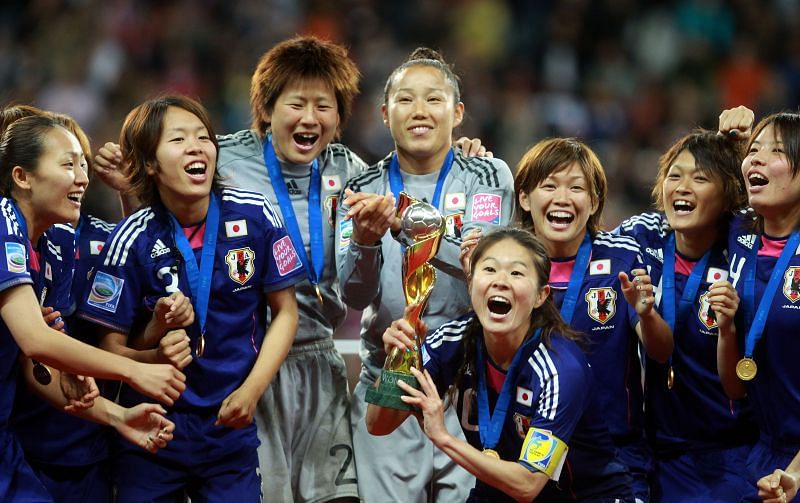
xmin=431 ymin=156 xmax=515 ymax=279
xmin=0 ymin=220 xmax=33 ymax=293
xmin=518 ymin=346 xmax=589 ymax=479
xmin=258 ymin=196 xmax=307 ymax=292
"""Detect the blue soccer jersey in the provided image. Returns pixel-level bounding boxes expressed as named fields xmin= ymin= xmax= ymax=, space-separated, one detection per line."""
xmin=78 ymin=188 xmax=305 ymax=410
xmin=11 ymin=214 xmax=116 ymax=468
xmin=727 ymin=213 xmax=800 ymax=452
xmin=619 ymin=212 xmax=756 ymax=453
xmin=422 ymin=314 xmax=632 ymax=501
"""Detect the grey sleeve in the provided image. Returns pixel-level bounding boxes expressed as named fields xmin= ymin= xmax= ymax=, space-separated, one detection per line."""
xmin=429 ymin=157 xmax=515 ymax=280
xmin=335 ymin=191 xmax=384 ymax=311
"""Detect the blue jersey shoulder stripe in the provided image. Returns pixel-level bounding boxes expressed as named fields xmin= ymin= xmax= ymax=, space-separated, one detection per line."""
xmin=86 ymin=215 xmax=116 ymax=233
xmin=0 ymin=198 xmax=20 ymax=236
xmin=619 ymin=213 xmax=665 ymax=233
xmin=45 ymin=238 xmax=62 ymax=262
xmin=426 ymin=316 xmax=472 ymax=348
xmin=104 ymin=209 xmax=154 ymax=267
xmin=529 ymin=346 xmax=560 ymax=421
xmin=593 ymin=232 xmax=641 ymax=254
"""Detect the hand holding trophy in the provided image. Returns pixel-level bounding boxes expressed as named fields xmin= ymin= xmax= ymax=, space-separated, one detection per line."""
xmin=366 ymin=192 xmax=445 ymax=410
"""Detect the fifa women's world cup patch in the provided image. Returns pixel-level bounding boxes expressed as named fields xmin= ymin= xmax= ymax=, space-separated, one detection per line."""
xmin=272 ymin=236 xmax=302 ymax=277
xmin=5 ymin=242 xmax=26 ymax=273
xmin=338 ymin=219 xmax=352 ymax=252
xmin=585 ymin=287 xmax=616 ymax=324
xmin=519 ymin=427 xmax=568 ymax=479
xmin=226 ymin=247 xmax=255 ymax=285
xmin=87 ymin=271 xmax=125 ymax=313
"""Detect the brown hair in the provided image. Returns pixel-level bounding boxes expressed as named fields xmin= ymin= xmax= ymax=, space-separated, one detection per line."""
xmin=652 ymin=129 xmax=746 ymax=217
xmin=119 ymin=95 xmax=220 ymax=207
xmin=249 ymin=36 xmax=361 ymax=138
xmin=0 ymin=115 xmax=69 ymax=197
xmin=514 ymin=138 xmax=607 ymax=236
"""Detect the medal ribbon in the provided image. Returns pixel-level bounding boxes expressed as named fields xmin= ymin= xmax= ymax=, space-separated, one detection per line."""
xmin=388 ymin=149 xmax=454 ymax=210
xmin=743 ymin=230 xmax=800 ymax=359
xmin=476 ymin=327 xmax=542 ymax=451
xmin=167 ymin=192 xmax=220 ymax=338
xmin=661 ymin=232 xmax=711 ymax=370
xmin=263 ymin=135 xmax=323 ymax=289
xmin=560 ymin=233 xmax=592 ymax=324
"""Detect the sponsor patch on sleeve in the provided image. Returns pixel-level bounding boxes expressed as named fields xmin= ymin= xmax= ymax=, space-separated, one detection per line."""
xmin=87 ymin=271 xmax=124 ymax=313
xmin=470 ymin=193 xmax=502 ymax=224
xmin=272 ymin=235 xmax=302 ymax=276
xmin=339 ymin=220 xmax=353 ymax=252
xmin=519 ymin=427 xmax=569 ymax=480
xmin=5 ymin=242 xmax=26 ymax=273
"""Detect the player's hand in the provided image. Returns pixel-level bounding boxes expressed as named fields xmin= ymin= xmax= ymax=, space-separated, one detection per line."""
xmin=382 ymin=306 xmax=427 ymax=355
xmin=719 ymin=106 xmax=755 ymax=141
xmin=215 ymin=385 xmax=258 ymax=429
xmin=454 ymin=137 xmax=493 ymax=158
xmin=343 ymin=189 xmax=397 ymax=245
xmin=156 ymin=329 xmax=193 ymax=370
xmin=459 ymin=229 xmax=481 ymax=277
xmin=93 ymin=142 xmax=132 ymax=192
xmin=707 ymin=280 xmax=739 ymax=333
xmin=41 ymin=306 xmax=65 ymax=332
xmin=619 ymin=269 xmax=655 ymax=315
xmin=153 ymin=292 xmax=195 ymax=331
xmin=127 ymin=362 xmax=186 ymax=406
xmin=758 ymin=468 xmax=798 ymax=503
xmin=399 ymin=367 xmax=450 ymax=446
xmin=61 ymin=373 xmax=100 ymax=412
xmin=113 ymin=403 xmax=175 ymax=454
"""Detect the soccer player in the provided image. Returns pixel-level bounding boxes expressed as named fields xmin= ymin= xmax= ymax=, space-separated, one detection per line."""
xmin=0 ymin=114 xmax=181 ymax=501
xmin=616 ymin=129 xmax=756 ymax=501
xmin=717 ymin=107 xmax=800 ymax=502
xmin=369 ymin=227 xmax=634 ymax=501
xmin=78 ymin=95 xmax=304 ymax=502
xmin=337 ymin=47 xmax=514 ymax=502
xmin=504 ymin=137 xmax=673 ymax=501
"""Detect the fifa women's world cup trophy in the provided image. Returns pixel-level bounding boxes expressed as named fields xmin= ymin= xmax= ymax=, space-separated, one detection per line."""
xmin=366 ymin=192 xmax=446 ymax=410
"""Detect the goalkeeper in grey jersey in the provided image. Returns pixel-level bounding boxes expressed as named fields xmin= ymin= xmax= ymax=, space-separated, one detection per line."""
xmin=336 ymin=48 xmax=514 ymax=503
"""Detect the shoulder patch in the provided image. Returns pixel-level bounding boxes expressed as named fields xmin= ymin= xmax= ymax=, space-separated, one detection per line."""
xmin=272 ymin=235 xmax=302 ymax=276
xmin=87 ymin=271 xmax=124 ymax=313
xmin=471 ymin=193 xmax=502 ymax=224
xmin=5 ymin=242 xmax=26 ymax=273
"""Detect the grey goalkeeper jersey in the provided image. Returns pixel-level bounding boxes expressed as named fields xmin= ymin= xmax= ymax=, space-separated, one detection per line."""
xmin=335 ymin=151 xmax=515 ymax=376
xmin=217 ymin=129 xmax=368 ymax=344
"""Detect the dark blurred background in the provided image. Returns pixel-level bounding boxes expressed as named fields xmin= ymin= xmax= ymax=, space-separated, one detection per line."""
xmin=1 ymin=0 xmax=798 ymax=226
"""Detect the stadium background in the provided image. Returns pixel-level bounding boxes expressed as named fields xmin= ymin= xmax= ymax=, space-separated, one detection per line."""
xmin=1 ymin=0 xmax=798 ymax=372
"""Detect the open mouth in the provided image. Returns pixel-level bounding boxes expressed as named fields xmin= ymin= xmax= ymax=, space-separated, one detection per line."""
xmin=672 ymin=199 xmax=695 ymax=214
xmin=488 ymin=296 xmax=512 ymax=315
xmin=67 ymin=192 xmax=83 ymax=204
xmin=547 ymin=211 xmax=574 ymax=226
xmin=748 ymin=173 xmax=768 ymax=187
xmin=293 ymin=133 xmax=319 ymax=148
xmin=184 ymin=162 xmax=207 ymax=176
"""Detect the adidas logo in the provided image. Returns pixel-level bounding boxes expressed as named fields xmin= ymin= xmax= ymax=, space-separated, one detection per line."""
xmin=645 ymin=247 xmax=663 ymax=262
xmin=286 ymin=180 xmax=302 ymax=196
xmin=150 ymin=239 xmax=171 ymax=258
xmin=737 ymin=234 xmax=756 ymax=250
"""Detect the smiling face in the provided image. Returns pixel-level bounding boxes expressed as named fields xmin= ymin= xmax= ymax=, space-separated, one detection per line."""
xmin=662 ymin=149 xmax=726 ymax=237
xmin=268 ymin=77 xmax=339 ymax=165
xmin=24 ymin=126 xmax=88 ymax=230
xmin=149 ymin=106 xmax=217 ymax=218
xmin=470 ymin=238 xmax=550 ymax=345
xmin=518 ymin=162 xmax=598 ymax=257
xmin=382 ymin=64 xmax=464 ymax=172
xmin=742 ymin=124 xmax=800 ymax=234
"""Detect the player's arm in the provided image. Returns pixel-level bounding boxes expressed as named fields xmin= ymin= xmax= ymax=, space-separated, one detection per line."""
xmin=622 ymin=268 xmax=673 ymax=363
xmin=758 ymin=449 xmax=800 ymax=502
xmin=3 ymin=284 xmax=185 ymax=405
xmin=128 ymin=292 xmax=194 ymax=350
xmin=216 ymin=286 xmax=299 ymax=429
xmin=709 ymin=280 xmax=747 ymax=399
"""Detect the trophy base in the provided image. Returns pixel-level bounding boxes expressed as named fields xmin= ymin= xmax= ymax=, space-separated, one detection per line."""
xmin=365 ymin=369 xmax=420 ymax=411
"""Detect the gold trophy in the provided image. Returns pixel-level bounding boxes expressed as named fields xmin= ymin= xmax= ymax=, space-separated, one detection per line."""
xmin=366 ymin=192 xmax=445 ymax=410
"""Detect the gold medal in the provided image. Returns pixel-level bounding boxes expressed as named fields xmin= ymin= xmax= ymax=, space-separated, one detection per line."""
xmin=667 ymin=366 xmax=675 ymax=390
xmin=482 ymin=448 xmax=500 ymax=459
xmin=32 ymin=360 xmax=52 ymax=385
xmin=315 ymin=284 xmax=324 ymax=305
xmin=736 ymin=357 xmax=757 ymax=381
xmin=196 ymin=334 xmax=205 ymax=358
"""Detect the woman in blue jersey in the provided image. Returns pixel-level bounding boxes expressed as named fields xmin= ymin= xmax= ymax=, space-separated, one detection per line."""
xmin=368 ymin=227 xmax=633 ymax=501
xmin=716 ymin=107 xmax=800 ymax=502
xmin=78 ymin=95 xmax=304 ymax=502
xmin=0 ymin=114 xmax=182 ymax=501
xmin=506 ymin=137 xmax=673 ymax=500
xmin=616 ymin=129 xmax=754 ymax=501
